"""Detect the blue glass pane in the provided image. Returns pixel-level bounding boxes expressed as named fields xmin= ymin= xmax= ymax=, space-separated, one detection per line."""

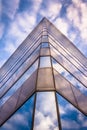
xmin=56 ymin=93 xmax=87 ymax=130
xmin=34 ymin=92 xmax=59 ymax=130
xmin=1 ymin=94 xmax=35 ymax=130
xmin=41 ymin=43 xmax=49 ymax=48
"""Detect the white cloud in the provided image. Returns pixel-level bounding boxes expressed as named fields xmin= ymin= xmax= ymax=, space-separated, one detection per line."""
xmin=1 ymin=112 xmax=29 ymax=130
xmin=59 ymin=105 xmax=66 ymax=115
xmin=78 ymin=113 xmax=84 ymax=122
xmin=67 ymin=0 xmax=87 ymax=43
xmin=32 ymin=0 xmax=42 ymax=14
xmin=12 ymin=113 xmax=27 ymax=125
xmin=72 ymin=0 xmax=81 ymax=5
xmin=68 ymin=31 xmax=77 ymax=42
xmin=34 ymin=92 xmax=58 ymax=130
xmin=61 ymin=119 xmax=80 ymax=129
xmin=4 ymin=42 xmax=16 ymax=54
xmin=77 ymin=112 xmax=87 ymax=127
xmin=40 ymin=1 xmax=62 ymax=20
xmin=16 ymin=12 xmax=36 ymax=32
xmin=67 ymin=5 xmax=80 ymax=27
xmin=0 ymin=0 xmax=41 ymax=64
xmin=2 ymin=0 xmax=20 ymax=19
xmin=54 ymin=18 xmax=69 ymax=36
xmin=34 ymin=110 xmax=55 ymax=130
xmin=4 ymin=11 xmax=36 ymax=56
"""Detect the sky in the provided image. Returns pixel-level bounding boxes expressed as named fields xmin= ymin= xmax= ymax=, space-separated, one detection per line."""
xmin=0 ymin=0 xmax=87 ymax=68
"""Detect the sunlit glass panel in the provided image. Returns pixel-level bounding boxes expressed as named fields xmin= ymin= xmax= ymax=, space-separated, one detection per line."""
xmin=34 ymin=92 xmax=59 ymax=130
xmin=40 ymin=56 xmax=51 ymax=68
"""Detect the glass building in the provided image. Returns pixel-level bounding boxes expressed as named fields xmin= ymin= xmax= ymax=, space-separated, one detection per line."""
xmin=0 ymin=18 xmax=87 ymax=130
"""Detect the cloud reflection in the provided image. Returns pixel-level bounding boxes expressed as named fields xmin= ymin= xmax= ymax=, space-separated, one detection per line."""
xmin=34 ymin=92 xmax=59 ymax=130
xmin=56 ymin=93 xmax=87 ymax=130
xmin=52 ymin=58 xmax=87 ymax=96
xmin=1 ymin=94 xmax=35 ymax=130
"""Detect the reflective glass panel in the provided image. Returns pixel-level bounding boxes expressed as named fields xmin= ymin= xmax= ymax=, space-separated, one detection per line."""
xmin=0 ymin=94 xmax=35 ymax=130
xmin=52 ymin=58 xmax=87 ymax=96
xmin=34 ymin=92 xmax=59 ymax=130
xmin=33 ymin=92 xmax=59 ymax=130
xmin=41 ymin=43 xmax=49 ymax=48
xmin=0 ymin=43 xmax=40 ymax=86
xmin=50 ymin=45 xmax=87 ymax=88
xmin=42 ymin=35 xmax=48 ymax=38
xmin=56 ymin=93 xmax=87 ymax=130
xmin=42 ymin=35 xmax=48 ymax=42
xmin=40 ymin=57 xmax=51 ymax=68
xmin=0 ymin=59 xmax=38 ymax=106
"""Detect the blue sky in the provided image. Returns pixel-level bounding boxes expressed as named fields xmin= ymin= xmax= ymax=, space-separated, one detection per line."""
xmin=0 ymin=0 xmax=87 ymax=68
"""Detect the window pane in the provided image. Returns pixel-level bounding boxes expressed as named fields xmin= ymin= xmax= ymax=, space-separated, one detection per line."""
xmin=40 ymin=48 xmax=50 ymax=56
xmin=50 ymin=45 xmax=87 ymax=88
xmin=37 ymin=68 xmax=54 ymax=90
xmin=0 ymin=59 xmax=38 ymax=106
xmin=42 ymin=35 xmax=48 ymax=38
xmin=40 ymin=57 xmax=51 ymax=68
xmin=1 ymin=94 xmax=35 ymax=130
xmin=33 ymin=92 xmax=59 ymax=130
xmin=56 ymin=93 xmax=87 ymax=130
xmin=52 ymin=58 xmax=87 ymax=96
xmin=41 ymin=43 xmax=49 ymax=48
xmin=42 ymin=35 xmax=48 ymax=42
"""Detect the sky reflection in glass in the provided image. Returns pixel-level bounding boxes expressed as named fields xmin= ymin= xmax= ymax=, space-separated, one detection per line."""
xmin=34 ymin=92 xmax=59 ymax=130
xmin=0 ymin=59 xmax=38 ymax=106
xmin=1 ymin=94 xmax=35 ymax=130
xmin=41 ymin=42 xmax=49 ymax=48
xmin=52 ymin=58 xmax=87 ymax=96
xmin=40 ymin=57 xmax=51 ymax=68
xmin=56 ymin=93 xmax=87 ymax=130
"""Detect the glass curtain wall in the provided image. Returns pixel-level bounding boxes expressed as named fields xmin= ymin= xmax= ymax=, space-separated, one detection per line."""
xmin=0 ymin=18 xmax=87 ymax=130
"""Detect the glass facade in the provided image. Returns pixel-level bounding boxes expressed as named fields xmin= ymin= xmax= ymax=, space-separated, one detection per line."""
xmin=56 ymin=93 xmax=87 ymax=130
xmin=40 ymin=56 xmax=51 ymax=68
xmin=52 ymin=58 xmax=87 ymax=96
xmin=1 ymin=94 xmax=35 ymax=130
xmin=41 ymin=42 xmax=49 ymax=48
xmin=33 ymin=92 xmax=59 ymax=130
xmin=0 ymin=59 xmax=38 ymax=106
xmin=0 ymin=18 xmax=87 ymax=130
